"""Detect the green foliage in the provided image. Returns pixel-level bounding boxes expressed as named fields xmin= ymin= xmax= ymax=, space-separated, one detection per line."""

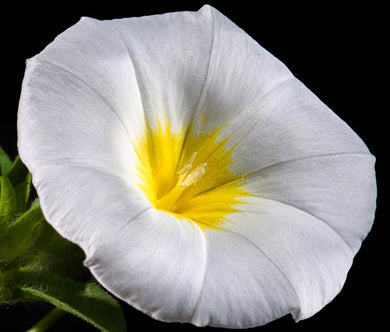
xmin=0 ymin=149 xmax=126 ymax=332
xmin=0 ymin=147 xmax=12 ymax=176
xmin=0 ymin=176 xmax=16 ymax=223
xmin=0 ymin=205 xmax=45 ymax=262
xmin=6 ymin=268 xmax=126 ymax=332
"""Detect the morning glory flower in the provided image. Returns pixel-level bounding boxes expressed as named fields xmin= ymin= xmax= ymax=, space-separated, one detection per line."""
xmin=17 ymin=5 xmax=376 ymax=328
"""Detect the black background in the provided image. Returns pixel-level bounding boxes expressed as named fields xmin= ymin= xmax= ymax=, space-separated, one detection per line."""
xmin=1 ymin=1 xmax=386 ymax=331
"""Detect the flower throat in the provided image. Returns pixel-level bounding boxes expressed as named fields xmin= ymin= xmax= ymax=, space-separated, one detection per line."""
xmin=133 ymin=116 xmax=252 ymax=230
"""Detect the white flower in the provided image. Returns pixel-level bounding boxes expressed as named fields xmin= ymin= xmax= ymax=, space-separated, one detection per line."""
xmin=17 ymin=5 xmax=376 ymax=328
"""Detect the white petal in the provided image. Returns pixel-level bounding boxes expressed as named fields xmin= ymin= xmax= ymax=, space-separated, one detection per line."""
xmin=175 ymin=7 xmax=372 ymax=170
xmin=192 ymin=198 xmax=354 ymax=327
xmin=18 ymin=18 xmax=144 ymax=176
xmin=85 ymin=210 xmax=207 ymax=322
xmin=226 ymin=78 xmax=371 ymax=174
xmin=185 ymin=6 xmax=294 ymax=131
xmin=33 ymin=165 xmax=151 ymax=252
xmin=33 ymin=164 xmax=207 ymax=322
xmin=191 ymin=229 xmax=299 ymax=328
xmin=18 ymin=6 xmax=219 ymax=174
xmin=107 ymin=6 xmax=215 ymax=129
xmin=248 ymin=153 xmax=376 ymax=253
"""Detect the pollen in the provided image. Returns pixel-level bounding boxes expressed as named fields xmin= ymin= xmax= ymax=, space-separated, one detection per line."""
xmin=133 ymin=115 xmax=253 ymax=230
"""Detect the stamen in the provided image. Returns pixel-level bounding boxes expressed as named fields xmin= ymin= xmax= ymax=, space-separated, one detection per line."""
xmin=177 ymin=152 xmax=197 ymax=177
xmin=179 ymin=163 xmax=207 ymax=187
xmin=177 ymin=164 xmax=192 ymax=180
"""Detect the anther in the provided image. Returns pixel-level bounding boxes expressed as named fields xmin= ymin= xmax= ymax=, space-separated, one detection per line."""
xmin=179 ymin=163 xmax=207 ymax=187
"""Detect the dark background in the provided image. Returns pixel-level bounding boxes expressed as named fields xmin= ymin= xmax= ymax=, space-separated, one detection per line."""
xmin=1 ymin=1 xmax=386 ymax=331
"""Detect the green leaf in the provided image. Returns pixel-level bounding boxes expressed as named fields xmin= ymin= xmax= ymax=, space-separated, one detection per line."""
xmin=0 ymin=147 xmax=12 ymax=176
xmin=0 ymin=176 xmax=16 ymax=220
xmin=5 ymin=156 xmax=32 ymax=214
xmin=6 ymin=156 xmax=29 ymax=186
xmin=13 ymin=172 xmax=32 ymax=214
xmin=0 ymin=205 xmax=45 ymax=262
xmin=1 ymin=207 xmax=87 ymax=278
xmin=30 ymin=198 xmax=40 ymax=209
xmin=10 ymin=268 xmax=126 ymax=332
xmin=0 ymin=270 xmax=12 ymax=303
xmin=26 ymin=220 xmax=88 ymax=278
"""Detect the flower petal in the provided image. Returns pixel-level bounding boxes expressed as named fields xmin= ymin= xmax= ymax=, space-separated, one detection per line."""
xmin=227 ymin=78 xmax=371 ymax=173
xmin=183 ymin=6 xmax=294 ymax=131
xmin=192 ymin=197 xmax=354 ymax=327
xmin=191 ymin=229 xmax=299 ymax=327
xmin=32 ymin=164 xmax=207 ymax=322
xmin=247 ymin=153 xmax=376 ymax=253
xmin=18 ymin=19 xmax=144 ymax=176
xmin=107 ymin=6 xmax=216 ymax=129
xmin=18 ymin=6 xmax=215 ymax=171
xmin=32 ymin=165 xmax=151 ymax=251
xmin=175 ymin=7 xmax=372 ymax=169
xmin=85 ymin=210 xmax=207 ymax=323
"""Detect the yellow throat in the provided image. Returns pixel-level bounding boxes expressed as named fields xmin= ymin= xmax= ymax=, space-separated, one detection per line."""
xmin=134 ymin=116 xmax=252 ymax=230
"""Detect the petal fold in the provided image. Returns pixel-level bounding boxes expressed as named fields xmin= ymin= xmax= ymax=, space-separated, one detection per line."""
xmin=248 ymin=153 xmax=376 ymax=253
xmin=191 ymin=229 xmax=299 ymax=328
xmin=33 ymin=164 xmax=208 ymax=323
xmin=202 ymin=198 xmax=354 ymax=324
xmin=107 ymin=5 xmax=215 ymax=130
xmin=85 ymin=210 xmax=207 ymax=323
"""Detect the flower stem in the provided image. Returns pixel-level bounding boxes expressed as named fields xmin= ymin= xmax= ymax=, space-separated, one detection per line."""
xmin=26 ymin=307 xmax=66 ymax=332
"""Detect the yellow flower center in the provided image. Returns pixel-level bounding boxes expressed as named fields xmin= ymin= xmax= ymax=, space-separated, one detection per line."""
xmin=134 ymin=116 xmax=252 ymax=230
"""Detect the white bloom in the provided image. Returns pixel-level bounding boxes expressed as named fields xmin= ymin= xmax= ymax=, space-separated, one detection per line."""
xmin=17 ymin=5 xmax=376 ymax=328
